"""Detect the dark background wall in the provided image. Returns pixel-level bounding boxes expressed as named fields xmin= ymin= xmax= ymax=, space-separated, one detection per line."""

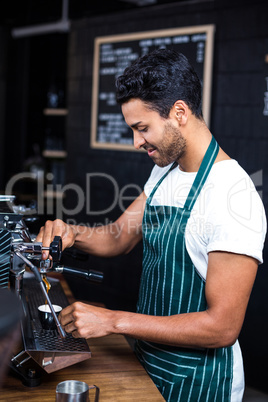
xmin=1 ymin=0 xmax=268 ymax=393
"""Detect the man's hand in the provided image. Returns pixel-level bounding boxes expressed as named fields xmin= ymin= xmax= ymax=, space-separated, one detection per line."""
xmin=59 ymin=302 xmax=117 ymax=339
xmin=36 ymin=219 xmax=77 ymax=260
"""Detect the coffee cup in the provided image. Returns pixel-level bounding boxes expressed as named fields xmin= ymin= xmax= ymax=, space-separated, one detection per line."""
xmin=56 ymin=380 xmax=99 ymax=402
xmin=38 ymin=304 xmax=62 ymax=330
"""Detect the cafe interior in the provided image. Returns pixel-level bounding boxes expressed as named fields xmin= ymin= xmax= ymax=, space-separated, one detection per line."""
xmin=0 ymin=0 xmax=268 ymax=400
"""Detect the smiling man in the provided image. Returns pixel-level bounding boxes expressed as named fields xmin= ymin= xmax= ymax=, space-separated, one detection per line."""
xmin=37 ymin=49 xmax=266 ymax=401
xmin=123 ymin=98 xmax=187 ymax=167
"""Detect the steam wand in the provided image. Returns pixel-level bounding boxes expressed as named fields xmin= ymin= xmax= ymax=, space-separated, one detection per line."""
xmin=14 ymin=250 xmax=66 ymax=339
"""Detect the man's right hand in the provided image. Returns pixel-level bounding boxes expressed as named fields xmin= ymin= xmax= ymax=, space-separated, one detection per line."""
xmin=36 ymin=219 xmax=77 ymax=260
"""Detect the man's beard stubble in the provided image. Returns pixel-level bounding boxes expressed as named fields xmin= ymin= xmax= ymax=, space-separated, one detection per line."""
xmin=148 ymin=122 xmax=186 ymax=168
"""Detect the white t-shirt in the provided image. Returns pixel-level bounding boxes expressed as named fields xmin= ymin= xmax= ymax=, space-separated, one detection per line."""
xmin=144 ymin=159 xmax=267 ymax=402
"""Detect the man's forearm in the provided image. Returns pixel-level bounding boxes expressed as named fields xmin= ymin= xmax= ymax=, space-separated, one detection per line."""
xmin=112 ymin=309 xmax=236 ymax=349
xmin=37 ymin=192 xmax=145 ymax=260
xmin=71 ymin=221 xmax=140 ymax=257
xmin=69 ymin=192 xmax=145 ymax=257
xmin=63 ymin=302 xmax=238 ymax=349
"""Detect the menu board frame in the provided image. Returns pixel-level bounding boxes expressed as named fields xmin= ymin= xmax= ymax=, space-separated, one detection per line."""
xmin=91 ymin=24 xmax=215 ymax=151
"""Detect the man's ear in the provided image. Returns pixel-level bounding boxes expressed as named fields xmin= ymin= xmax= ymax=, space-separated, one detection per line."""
xmin=171 ymin=100 xmax=188 ymax=126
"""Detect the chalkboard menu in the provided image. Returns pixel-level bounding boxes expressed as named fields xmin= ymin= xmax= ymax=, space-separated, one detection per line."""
xmin=91 ymin=25 xmax=215 ymax=151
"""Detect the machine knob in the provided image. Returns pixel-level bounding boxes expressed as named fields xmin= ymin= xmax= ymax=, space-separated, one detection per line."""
xmin=49 ymin=236 xmax=62 ymax=262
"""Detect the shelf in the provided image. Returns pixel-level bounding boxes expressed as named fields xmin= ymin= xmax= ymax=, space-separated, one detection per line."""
xmin=43 ymin=108 xmax=68 ymax=116
xmin=43 ymin=190 xmax=65 ymax=199
xmin=42 ymin=150 xmax=67 ymax=158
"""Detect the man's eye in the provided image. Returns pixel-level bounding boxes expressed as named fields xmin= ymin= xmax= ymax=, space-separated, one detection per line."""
xmin=138 ymin=127 xmax=148 ymax=133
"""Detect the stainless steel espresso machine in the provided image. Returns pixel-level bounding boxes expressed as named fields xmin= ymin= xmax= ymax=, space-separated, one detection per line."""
xmin=0 ymin=195 xmax=103 ymax=386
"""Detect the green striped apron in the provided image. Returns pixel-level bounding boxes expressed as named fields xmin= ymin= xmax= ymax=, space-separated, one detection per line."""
xmin=135 ymin=136 xmax=233 ymax=401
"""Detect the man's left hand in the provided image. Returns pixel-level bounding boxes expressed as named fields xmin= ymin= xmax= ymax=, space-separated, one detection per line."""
xmin=59 ymin=302 xmax=116 ymax=339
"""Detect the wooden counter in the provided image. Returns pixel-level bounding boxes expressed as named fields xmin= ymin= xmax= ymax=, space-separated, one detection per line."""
xmin=1 ymin=334 xmax=164 ymax=401
xmin=1 ymin=275 xmax=164 ymax=401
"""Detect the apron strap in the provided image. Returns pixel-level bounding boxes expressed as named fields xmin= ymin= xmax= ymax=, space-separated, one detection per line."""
xmin=184 ymin=135 xmax=219 ymax=212
xmin=147 ymin=161 xmax=177 ymax=204
xmin=146 ymin=135 xmax=219 ymax=210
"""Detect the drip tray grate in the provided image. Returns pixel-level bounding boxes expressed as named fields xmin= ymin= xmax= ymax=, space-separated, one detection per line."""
xmin=22 ymin=276 xmax=90 ymax=354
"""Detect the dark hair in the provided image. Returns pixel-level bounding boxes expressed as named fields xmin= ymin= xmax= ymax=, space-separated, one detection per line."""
xmin=115 ymin=48 xmax=203 ymax=119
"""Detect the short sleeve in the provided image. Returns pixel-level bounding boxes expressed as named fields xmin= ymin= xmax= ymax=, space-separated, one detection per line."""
xmin=205 ymin=170 xmax=266 ymax=264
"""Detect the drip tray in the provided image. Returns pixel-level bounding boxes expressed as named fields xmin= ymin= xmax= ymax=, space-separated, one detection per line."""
xmin=21 ymin=276 xmax=91 ymax=373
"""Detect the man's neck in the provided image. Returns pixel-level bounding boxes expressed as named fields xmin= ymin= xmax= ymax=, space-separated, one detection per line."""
xmin=177 ymin=121 xmax=213 ymax=172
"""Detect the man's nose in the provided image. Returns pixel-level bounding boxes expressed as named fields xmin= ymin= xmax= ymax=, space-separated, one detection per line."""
xmin=133 ymin=131 xmax=146 ymax=150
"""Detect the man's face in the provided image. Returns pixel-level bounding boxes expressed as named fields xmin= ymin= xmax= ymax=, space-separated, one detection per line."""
xmin=122 ymin=98 xmax=186 ymax=167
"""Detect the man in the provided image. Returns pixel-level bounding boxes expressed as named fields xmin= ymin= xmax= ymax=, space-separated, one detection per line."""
xmin=37 ymin=49 xmax=266 ymax=401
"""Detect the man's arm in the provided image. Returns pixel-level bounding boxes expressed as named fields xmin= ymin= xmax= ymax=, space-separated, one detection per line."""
xmin=59 ymin=251 xmax=258 ymax=348
xmin=36 ymin=191 xmax=147 ymax=259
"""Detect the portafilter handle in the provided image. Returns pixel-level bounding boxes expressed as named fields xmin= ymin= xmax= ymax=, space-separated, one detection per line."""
xmin=54 ymin=266 xmax=104 ymax=283
xmin=13 ymin=250 xmax=66 ymax=339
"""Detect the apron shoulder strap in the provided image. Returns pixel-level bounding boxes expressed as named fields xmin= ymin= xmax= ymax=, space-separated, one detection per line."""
xmin=147 ymin=162 xmax=177 ymax=204
xmin=184 ymin=135 xmax=219 ymax=212
xmin=146 ymin=136 xmax=219 ymax=210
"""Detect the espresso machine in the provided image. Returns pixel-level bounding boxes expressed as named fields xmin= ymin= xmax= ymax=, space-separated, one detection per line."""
xmin=0 ymin=195 xmax=103 ymax=386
